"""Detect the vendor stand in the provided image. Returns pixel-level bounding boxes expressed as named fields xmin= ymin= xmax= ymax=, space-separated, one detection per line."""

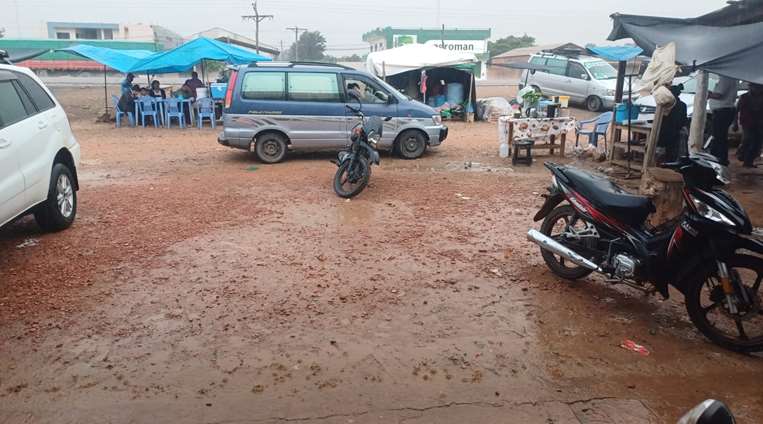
xmin=366 ymin=44 xmax=480 ymax=122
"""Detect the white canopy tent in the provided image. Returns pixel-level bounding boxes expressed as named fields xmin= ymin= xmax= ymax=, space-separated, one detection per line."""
xmin=365 ymin=43 xmax=478 ymax=77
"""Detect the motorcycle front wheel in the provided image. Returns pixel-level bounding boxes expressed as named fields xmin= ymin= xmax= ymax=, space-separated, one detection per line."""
xmin=333 ymin=158 xmax=370 ymax=198
xmin=685 ymin=254 xmax=763 ymax=353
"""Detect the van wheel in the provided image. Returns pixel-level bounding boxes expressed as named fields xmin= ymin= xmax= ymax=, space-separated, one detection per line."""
xmin=34 ymin=163 xmax=77 ymax=232
xmin=586 ymin=96 xmax=603 ymax=112
xmin=255 ymin=133 xmax=288 ymax=163
xmin=397 ymin=130 xmax=427 ymax=160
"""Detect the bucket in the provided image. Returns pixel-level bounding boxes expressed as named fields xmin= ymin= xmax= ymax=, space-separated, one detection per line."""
xmin=615 ymin=103 xmax=639 ymax=123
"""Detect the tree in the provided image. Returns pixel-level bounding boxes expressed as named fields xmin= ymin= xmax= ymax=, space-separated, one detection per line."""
xmin=324 ymin=53 xmax=365 ymax=63
xmin=488 ymin=34 xmax=535 ymax=59
xmin=287 ymin=31 xmax=326 ymax=61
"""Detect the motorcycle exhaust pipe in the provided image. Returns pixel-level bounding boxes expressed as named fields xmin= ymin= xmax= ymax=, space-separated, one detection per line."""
xmin=526 ymin=229 xmax=602 ymax=272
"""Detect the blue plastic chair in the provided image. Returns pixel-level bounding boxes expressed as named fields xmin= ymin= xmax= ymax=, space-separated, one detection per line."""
xmin=164 ymin=98 xmax=186 ymax=129
xmin=196 ymin=97 xmax=216 ymax=129
xmin=137 ymin=96 xmax=160 ymax=128
xmin=575 ymin=111 xmax=613 ymax=148
xmin=112 ymin=95 xmax=134 ymax=128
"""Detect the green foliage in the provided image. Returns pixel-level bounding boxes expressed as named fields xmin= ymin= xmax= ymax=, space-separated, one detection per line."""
xmin=287 ymin=31 xmax=327 ymax=61
xmin=324 ymin=53 xmax=365 ymax=63
xmin=488 ymin=34 xmax=535 ymax=59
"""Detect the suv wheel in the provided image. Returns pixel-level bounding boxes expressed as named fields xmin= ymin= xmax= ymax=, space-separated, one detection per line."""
xmin=255 ymin=133 xmax=288 ymax=164
xmin=397 ymin=130 xmax=427 ymax=160
xmin=34 ymin=163 xmax=77 ymax=232
xmin=586 ymin=96 xmax=603 ymax=112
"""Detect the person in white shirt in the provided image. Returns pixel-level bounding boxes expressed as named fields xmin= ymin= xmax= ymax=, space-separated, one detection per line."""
xmin=708 ymin=75 xmax=738 ymax=165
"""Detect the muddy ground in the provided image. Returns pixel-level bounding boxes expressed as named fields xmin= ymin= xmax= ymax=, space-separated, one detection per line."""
xmin=1 ymin=87 xmax=762 ymax=423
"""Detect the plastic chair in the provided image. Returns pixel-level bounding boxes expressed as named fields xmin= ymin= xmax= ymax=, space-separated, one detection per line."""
xmin=164 ymin=98 xmax=186 ymax=129
xmin=196 ymin=97 xmax=216 ymax=129
xmin=137 ymin=96 xmax=160 ymax=128
xmin=575 ymin=111 xmax=613 ymax=148
xmin=112 ymin=95 xmax=134 ymax=128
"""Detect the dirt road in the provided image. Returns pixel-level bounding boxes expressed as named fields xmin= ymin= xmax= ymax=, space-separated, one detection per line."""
xmin=0 ymin=88 xmax=761 ymax=423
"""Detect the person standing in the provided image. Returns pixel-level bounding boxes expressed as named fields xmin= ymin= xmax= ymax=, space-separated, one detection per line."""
xmin=184 ymin=71 xmax=204 ymax=98
xmin=121 ymin=73 xmax=135 ymax=96
xmin=736 ymin=83 xmax=763 ymax=168
xmin=658 ymin=84 xmax=689 ymax=164
xmin=708 ymin=75 xmax=738 ymax=165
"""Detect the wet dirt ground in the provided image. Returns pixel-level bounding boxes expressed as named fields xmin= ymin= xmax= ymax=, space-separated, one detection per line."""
xmin=1 ymin=87 xmax=762 ymax=423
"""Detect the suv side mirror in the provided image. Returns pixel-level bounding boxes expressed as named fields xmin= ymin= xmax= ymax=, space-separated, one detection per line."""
xmin=375 ymin=91 xmax=389 ymax=103
xmin=581 ymin=73 xmax=589 ymax=80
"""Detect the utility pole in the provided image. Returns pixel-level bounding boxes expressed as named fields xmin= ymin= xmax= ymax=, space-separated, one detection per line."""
xmin=242 ymin=1 xmax=273 ymax=54
xmin=286 ymin=26 xmax=307 ymax=61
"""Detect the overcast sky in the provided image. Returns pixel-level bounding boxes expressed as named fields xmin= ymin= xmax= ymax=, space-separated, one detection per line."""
xmin=1 ymin=0 xmax=727 ymax=54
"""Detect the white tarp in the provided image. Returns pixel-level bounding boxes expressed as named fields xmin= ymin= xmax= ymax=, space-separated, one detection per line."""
xmin=365 ymin=43 xmax=478 ymax=77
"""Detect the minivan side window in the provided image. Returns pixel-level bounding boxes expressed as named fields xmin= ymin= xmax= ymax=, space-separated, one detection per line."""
xmin=566 ymin=62 xmax=588 ymax=80
xmin=0 ymin=81 xmax=31 ymax=130
xmin=14 ymin=72 xmax=55 ymax=112
xmin=287 ymin=72 xmax=341 ymax=102
xmin=545 ymin=58 xmax=567 ymax=76
xmin=241 ymin=72 xmax=286 ymax=101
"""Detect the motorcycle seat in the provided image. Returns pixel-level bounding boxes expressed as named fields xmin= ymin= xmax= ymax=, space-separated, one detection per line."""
xmin=561 ymin=167 xmax=656 ymax=228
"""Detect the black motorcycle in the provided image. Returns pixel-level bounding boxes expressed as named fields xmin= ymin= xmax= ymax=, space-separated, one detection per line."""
xmin=527 ymin=153 xmax=763 ymax=352
xmin=333 ymin=93 xmax=388 ymax=198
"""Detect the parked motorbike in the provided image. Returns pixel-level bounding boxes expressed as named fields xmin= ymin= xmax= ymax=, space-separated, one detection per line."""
xmin=527 ymin=153 xmax=763 ymax=352
xmin=333 ymin=93 xmax=389 ymax=198
xmin=678 ymin=400 xmax=735 ymax=424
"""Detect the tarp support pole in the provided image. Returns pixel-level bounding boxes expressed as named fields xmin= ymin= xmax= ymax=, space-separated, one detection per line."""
xmin=103 ymin=65 xmax=108 ymax=115
xmin=614 ymin=61 xmax=626 ymax=103
xmin=689 ymin=70 xmax=709 ymax=153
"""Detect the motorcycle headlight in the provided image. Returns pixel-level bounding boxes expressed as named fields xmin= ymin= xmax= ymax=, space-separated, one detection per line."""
xmin=691 ymin=196 xmax=736 ymax=226
xmin=368 ymin=132 xmax=381 ymax=147
xmin=432 ymin=114 xmax=442 ymax=125
xmin=707 ymin=161 xmax=731 ymax=185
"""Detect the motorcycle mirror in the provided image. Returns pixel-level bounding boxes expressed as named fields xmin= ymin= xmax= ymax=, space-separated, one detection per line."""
xmin=677 ymin=400 xmax=735 ymax=424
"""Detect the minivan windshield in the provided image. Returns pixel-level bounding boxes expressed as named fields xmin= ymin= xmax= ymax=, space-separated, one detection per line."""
xmin=584 ymin=61 xmax=617 ymax=80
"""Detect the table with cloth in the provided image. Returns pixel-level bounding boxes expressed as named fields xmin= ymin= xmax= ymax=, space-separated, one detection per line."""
xmin=498 ymin=116 xmax=576 ymax=157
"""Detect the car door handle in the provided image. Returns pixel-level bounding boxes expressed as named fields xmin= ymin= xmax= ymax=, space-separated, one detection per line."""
xmin=0 ymin=139 xmax=10 ymax=149
xmin=38 ymin=122 xmax=48 ymax=130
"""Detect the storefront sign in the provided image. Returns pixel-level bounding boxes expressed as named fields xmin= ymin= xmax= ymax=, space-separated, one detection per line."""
xmin=424 ymin=39 xmax=487 ymax=54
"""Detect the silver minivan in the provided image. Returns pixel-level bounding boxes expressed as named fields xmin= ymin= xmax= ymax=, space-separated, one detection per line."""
xmin=521 ymin=53 xmax=633 ymax=111
xmin=218 ymin=62 xmax=448 ymax=163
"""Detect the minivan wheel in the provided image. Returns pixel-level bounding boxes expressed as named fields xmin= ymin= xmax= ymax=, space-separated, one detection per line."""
xmin=586 ymin=96 xmax=603 ymax=112
xmin=397 ymin=130 xmax=427 ymax=160
xmin=34 ymin=163 xmax=77 ymax=232
xmin=255 ymin=133 xmax=288 ymax=164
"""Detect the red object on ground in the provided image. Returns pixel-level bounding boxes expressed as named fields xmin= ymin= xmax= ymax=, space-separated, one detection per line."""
xmin=620 ymin=339 xmax=651 ymax=356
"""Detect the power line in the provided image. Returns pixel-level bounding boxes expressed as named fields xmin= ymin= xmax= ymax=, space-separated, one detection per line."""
xmin=241 ymin=1 xmax=273 ymax=54
xmin=285 ymin=26 xmax=307 ymax=61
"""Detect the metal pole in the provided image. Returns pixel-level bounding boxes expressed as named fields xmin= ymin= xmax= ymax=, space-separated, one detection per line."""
xmin=103 ymin=65 xmax=108 ymax=115
xmin=689 ymin=70 xmax=709 ymax=153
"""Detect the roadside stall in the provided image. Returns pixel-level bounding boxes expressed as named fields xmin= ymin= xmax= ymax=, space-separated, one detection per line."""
xmin=58 ymin=38 xmax=271 ymax=127
xmin=366 ymin=44 xmax=479 ymax=122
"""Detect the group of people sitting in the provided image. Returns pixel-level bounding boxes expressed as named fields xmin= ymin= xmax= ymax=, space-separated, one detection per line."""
xmin=117 ymin=71 xmax=207 ymax=124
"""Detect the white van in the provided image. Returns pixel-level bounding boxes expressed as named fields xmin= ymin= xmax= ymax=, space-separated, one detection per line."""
xmin=0 ymin=63 xmax=80 ymax=231
xmin=521 ymin=53 xmax=634 ymax=111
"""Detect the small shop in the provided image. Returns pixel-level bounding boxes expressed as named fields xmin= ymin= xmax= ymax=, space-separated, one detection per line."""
xmin=366 ymin=43 xmax=480 ymax=122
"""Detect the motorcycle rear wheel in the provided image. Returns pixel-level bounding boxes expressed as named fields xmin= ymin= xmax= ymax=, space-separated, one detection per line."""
xmin=333 ymin=158 xmax=369 ymax=198
xmin=539 ymin=205 xmax=596 ymax=280
xmin=685 ymin=254 xmax=763 ymax=353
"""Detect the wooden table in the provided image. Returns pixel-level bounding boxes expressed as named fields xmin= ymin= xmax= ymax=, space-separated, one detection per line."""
xmin=500 ymin=117 xmax=576 ymax=158
xmin=608 ymin=121 xmax=653 ymax=173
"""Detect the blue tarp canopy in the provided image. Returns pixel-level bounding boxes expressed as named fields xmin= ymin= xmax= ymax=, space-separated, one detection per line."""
xmin=127 ymin=37 xmax=271 ymax=74
xmin=586 ymin=45 xmax=643 ymax=62
xmin=56 ymin=45 xmax=155 ymax=73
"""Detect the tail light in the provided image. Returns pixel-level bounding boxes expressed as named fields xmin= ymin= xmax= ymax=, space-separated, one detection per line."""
xmin=224 ymin=70 xmax=238 ymax=110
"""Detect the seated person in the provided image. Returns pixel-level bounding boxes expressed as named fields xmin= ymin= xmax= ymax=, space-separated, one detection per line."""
xmin=139 ymin=87 xmax=150 ymax=98
xmin=173 ymin=84 xmax=194 ymax=100
xmin=347 ymin=82 xmax=363 ymax=101
xmin=148 ymin=80 xmax=166 ymax=99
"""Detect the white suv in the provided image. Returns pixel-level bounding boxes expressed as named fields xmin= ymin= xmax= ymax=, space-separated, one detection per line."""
xmin=0 ymin=64 xmax=80 ymax=231
xmin=521 ymin=53 xmax=634 ymax=112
